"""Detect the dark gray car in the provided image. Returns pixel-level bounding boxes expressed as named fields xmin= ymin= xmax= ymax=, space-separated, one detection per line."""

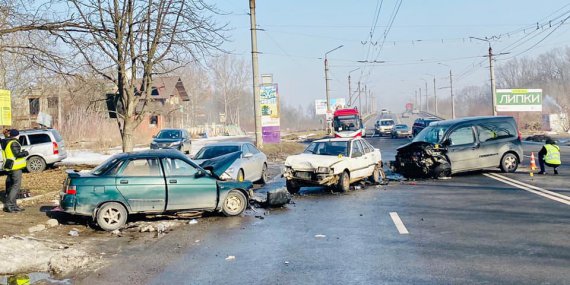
xmin=395 ymin=116 xmax=523 ymax=177
xmin=150 ymin=128 xmax=191 ymax=154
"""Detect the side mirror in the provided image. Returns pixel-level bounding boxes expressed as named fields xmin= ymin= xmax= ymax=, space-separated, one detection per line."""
xmin=195 ymin=170 xmax=206 ymax=178
xmin=243 ymin=153 xmax=253 ymax=158
xmin=442 ymin=138 xmax=451 ymax=146
xmin=352 ymin=151 xmax=363 ymax=158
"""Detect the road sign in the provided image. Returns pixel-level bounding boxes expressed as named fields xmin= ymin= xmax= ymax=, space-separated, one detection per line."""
xmin=496 ymin=89 xmax=542 ymax=112
xmin=315 ymin=98 xmax=346 ymax=115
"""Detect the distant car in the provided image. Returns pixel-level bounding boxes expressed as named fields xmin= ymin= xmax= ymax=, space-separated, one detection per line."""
xmin=381 ymin=109 xmax=390 ymax=114
xmin=401 ymin=112 xmax=410 ymax=118
xmin=60 ymin=150 xmax=252 ymax=231
xmin=1 ymin=128 xmax=68 ymax=172
xmin=525 ymin=135 xmax=551 ymax=142
xmin=412 ymin=109 xmax=419 ymax=114
xmin=375 ymin=119 xmax=395 ymax=136
xmin=193 ymin=142 xmax=268 ymax=183
xmin=150 ymin=128 xmax=191 ymax=154
xmin=283 ymin=138 xmax=383 ymax=193
xmin=412 ymin=117 xmax=441 ymax=137
xmin=391 ymin=124 xmax=412 ymax=138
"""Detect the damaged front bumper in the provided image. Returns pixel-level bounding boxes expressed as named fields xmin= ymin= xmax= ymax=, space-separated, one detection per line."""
xmin=392 ymin=142 xmax=451 ymax=179
xmin=283 ymin=167 xmax=339 ymax=186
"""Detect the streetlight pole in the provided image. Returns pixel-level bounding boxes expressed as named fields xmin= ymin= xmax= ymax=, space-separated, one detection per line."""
xmin=438 ymin=63 xmax=455 ymax=119
xmin=419 ymin=87 xmax=422 ymax=112
xmin=324 ymin=45 xmax=344 ymax=113
xmin=348 ymin=67 xmax=359 ymax=106
xmin=421 ymin=79 xmax=429 ymax=113
xmin=249 ymin=0 xmax=262 ymax=148
xmin=470 ymin=37 xmax=498 ymax=116
xmin=425 ymin=74 xmax=437 ymax=116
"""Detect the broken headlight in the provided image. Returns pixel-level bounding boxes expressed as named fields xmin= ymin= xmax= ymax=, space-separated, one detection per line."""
xmin=316 ymin=166 xmax=331 ymax=174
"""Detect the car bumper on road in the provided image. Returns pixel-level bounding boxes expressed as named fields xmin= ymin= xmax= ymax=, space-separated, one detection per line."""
xmin=283 ymin=169 xmax=338 ymax=186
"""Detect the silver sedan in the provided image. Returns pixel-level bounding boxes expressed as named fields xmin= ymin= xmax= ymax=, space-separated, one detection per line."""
xmin=193 ymin=142 xmax=268 ymax=183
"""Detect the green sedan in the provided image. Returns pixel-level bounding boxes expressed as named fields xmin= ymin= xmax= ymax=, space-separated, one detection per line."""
xmin=60 ymin=150 xmax=252 ymax=231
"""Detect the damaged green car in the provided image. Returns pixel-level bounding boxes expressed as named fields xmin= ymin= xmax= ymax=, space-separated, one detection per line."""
xmin=60 ymin=150 xmax=252 ymax=231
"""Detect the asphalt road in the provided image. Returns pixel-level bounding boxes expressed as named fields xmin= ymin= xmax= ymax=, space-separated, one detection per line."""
xmin=76 ymin=114 xmax=570 ymax=285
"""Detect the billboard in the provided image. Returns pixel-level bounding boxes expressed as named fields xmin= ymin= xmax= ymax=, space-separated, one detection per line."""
xmin=0 ymin=90 xmax=11 ymax=126
xmin=315 ymin=98 xmax=346 ymax=115
xmin=496 ymin=89 xmax=542 ymax=112
xmin=260 ymin=84 xmax=280 ymax=143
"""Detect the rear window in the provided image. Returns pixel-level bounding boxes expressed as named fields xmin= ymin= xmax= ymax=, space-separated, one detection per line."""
xmin=381 ymin=120 xmax=394 ymax=126
xmin=49 ymin=130 xmax=63 ymax=142
xmin=28 ymin=134 xmax=52 ymax=145
xmin=477 ymin=121 xmax=517 ymax=142
xmin=194 ymin=146 xmax=240 ymax=160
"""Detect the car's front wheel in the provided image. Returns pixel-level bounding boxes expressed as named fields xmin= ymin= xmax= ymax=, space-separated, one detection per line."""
xmin=336 ymin=171 xmax=350 ymax=192
xmin=96 ymin=202 xmax=128 ymax=231
xmin=500 ymin=153 xmax=519 ymax=173
xmin=257 ymin=163 xmax=268 ymax=184
xmin=237 ymin=169 xmax=245 ymax=182
xmin=27 ymin=156 xmax=46 ymax=173
xmin=369 ymin=165 xmax=382 ymax=184
xmin=222 ymin=190 xmax=247 ymax=216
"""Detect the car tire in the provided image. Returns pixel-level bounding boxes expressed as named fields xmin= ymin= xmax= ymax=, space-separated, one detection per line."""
xmin=369 ymin=165 xmax=381 ymax=184
xmin=222 ymin=190 xmax=247 ymax=216
xmin=286 ymin=179 xmax=300 ymax=194
xmin=257 ymin=163 xmax=268 ymax=184
xmin=237 ymin=169 xmax=245 ymax=182
xmin=500 ymin=153 xmax=519 ymax=173
xmin=26 ymin=156 xmax=46 ymax=173
xmin=336 ymin=171 xmax=350 ymax=193
xmin=96 ymin=202 xmax=128 ymax=231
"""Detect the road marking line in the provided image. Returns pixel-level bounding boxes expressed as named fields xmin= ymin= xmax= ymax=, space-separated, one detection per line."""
xmin=483 ymin=173 xmax=570 ymax=205
xmin=487 ymin=173 xmax=570 ymax=202
xmin=389 ymin=212 xmax=409 ymax=234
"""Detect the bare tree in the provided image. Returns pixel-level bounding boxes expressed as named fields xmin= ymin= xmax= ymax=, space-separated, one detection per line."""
xmin=53 ymin=0 xmax=226 ymax=151
xmin=210 ymin=54 xmax=249 ymax=126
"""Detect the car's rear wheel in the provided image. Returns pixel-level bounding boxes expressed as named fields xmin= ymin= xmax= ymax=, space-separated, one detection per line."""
xmin=26 ymin=156 xmax=46 ymax=173
xmin=336 ymin=171 xmax=350 ymax=192
xmin=500 ymin=153 xmax=519 ymax=173
xmin=286 ymin=180 xmax=300 ymax=194
xmin=96 ymin=202 xmax=128 ymax=231
xmin=237 ymin=169 xmax=245 ymax=182
xmin=222 ymin=190 xmax=247 ymax=216
xmin=257 ymin=163 xmax=268 ymax=184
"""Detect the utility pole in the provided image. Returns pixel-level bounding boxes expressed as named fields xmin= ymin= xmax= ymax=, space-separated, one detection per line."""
xmin=361 ymin=85 xmax=366 ymax=113
xmin=425 ymin=80 xmax=428 ymax=113
xmin=433 ymin=76 xmax=437 ymax=116
xmin=324 ymin=45 xmax=343 ymax=112
xmin=489 ymin=46 xmax=497 ymax=116
xmin=450 ymin=69 xmax=455 ymax=119
xmin=365 ymin=88 xmax=368 ymax=115
xmin=249 ymin=0 xmax=262 ymax=148
xmin=348 ymin=68 xmax=359 ymax=106
xmin=415 ymin=90 xmax=418 ymax=109
xmin=419 ymin=88 xmax=422 ymax=112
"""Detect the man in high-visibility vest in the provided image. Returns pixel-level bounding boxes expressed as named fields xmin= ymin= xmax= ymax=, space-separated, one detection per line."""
xmin=538 ymin=138 xmax=561 ymax=175
xmin=2 ymin=129 xmax=29 ymax=213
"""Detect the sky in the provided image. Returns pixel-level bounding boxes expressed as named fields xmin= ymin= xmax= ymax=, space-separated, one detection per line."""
xmin=214 ymin=0 xmax=570 ymax=113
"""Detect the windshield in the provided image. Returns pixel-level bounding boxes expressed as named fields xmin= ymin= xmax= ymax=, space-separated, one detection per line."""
xmin=304 ymin=141 xmax=349 ymax=156
xmin=395 ymin=125 xmax=408 ymax=130
xmin=413 ymin=125 xmax=449 ymax=144
xmin=333 ymin=115 xmax=361 ymax=132
xmin=92 ymin=156 xmax=122 ymax=176
xmin=381 ymin=120 xmax=394 ymax=126
xmin=194 ymin=146 xmax=240 ymax=160
xmin=156 ymin=130 xmax=181 ymax=139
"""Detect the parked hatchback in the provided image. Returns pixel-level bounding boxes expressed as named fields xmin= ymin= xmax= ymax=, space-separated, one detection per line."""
xmin=10 ymin=128 xmax=68 ymax=172
xmin=150 ymin=128 xmax=191 ymax=154
xmin=395 ymin=116 xmax=523 ymax=177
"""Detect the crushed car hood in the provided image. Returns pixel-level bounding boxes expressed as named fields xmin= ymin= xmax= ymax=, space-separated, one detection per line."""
xmin=198 ymin=151 xmax=241 ymax=178
xmin=285 ymin=153 xmax=346 ymax=170
xmin=393 ymin=141 xmax=450 ymax=179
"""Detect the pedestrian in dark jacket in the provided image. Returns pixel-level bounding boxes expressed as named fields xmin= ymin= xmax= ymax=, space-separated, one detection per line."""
xmin=2 ymin=129 xmax=29 ymax=213
xmin=538 ymin=138 xmax=561 ymax=175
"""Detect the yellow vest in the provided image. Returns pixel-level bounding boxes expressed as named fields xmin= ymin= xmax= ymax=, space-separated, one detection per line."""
xmin=3 ymin=140 xmax=27 ymax=171
xmin=544 ymin=144 xmax=561 ymax=165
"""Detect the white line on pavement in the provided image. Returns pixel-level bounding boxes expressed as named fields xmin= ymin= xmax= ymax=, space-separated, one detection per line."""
xmin=484 ymin=173 xmax=570 ymax=206
xmin=389 ymin=212 xmax=409 ymax=235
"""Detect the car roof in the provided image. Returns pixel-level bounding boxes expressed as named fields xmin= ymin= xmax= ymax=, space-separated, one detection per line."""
xmin=201 ymin=142 xmax=250 ymax=147
xmin=380 ymin=118 xmax=394 ymax=121
xmin=115 ymin=149 xmax=188 ymax=159
xmin=429 ymin=116 xmax=514 ymax=127
xmin=314 ymin=137 xmax=356 ymax=143
xmin=158 ymin=128 xmax=184 ymax=132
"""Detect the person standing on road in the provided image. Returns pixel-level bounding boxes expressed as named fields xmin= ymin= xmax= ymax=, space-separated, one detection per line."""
xmin=538 ymin=138 xmax=561 ymax=175
xmin=2 ymin=129 xmax=29 ymax=213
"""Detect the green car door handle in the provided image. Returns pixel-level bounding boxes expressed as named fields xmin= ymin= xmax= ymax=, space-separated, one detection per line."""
xmin=120 ymin=180 xmax=128 ymax=184
xmin=169 ymin=179 xmax=177 ymax=184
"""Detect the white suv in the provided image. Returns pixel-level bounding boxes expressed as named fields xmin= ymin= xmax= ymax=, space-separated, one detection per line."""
xmin=15 ymin=129 xmax=68 ymax=172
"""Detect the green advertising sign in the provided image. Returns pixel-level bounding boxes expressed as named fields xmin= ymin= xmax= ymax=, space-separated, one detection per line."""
xmin=495 ymin=89 xmax=542 ymax=112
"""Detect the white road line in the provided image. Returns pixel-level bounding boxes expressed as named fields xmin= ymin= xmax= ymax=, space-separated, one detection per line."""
xmin=483 ymin=173 xmax=570 ymax=206
xmin=389 ymin=212 xmax=409 ymax=235
xmin=487 ymin=173 xmax=570 ymax=202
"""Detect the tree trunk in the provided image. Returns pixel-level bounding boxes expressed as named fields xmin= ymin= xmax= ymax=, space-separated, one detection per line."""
xmin=122 ymin=114 xmax=135 ymax=152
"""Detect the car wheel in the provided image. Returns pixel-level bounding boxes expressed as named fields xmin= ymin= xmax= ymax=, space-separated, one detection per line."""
xmin=500 ymin=153 xmax=519 ymax=173
xmin=369 ymin=165 xmax=381 ymax=184
xmin=286 ymin=179 xmax=300 ymax=194
xmin=26 ymin=156 xmax=46 ymax=173
xmin=237 ymin=169 xmax=245 ymax=182
xmin=96 ymin=202 xmax=128 ymax=231
xmin=257 ymin=163 xmax=268 ymax=184
xmin=222 ymin=190 xmax=247 ymax=216
xmin=336 ymin=171 xmax=350 ymax=192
